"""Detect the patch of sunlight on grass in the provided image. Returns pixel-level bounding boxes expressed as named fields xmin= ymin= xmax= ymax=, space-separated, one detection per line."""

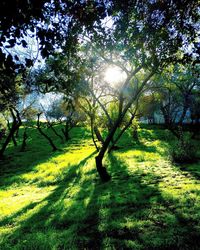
xmin=21 ymin=146 xmax=95 ymax=186
xmin=0 ymin=186 xmax=53 ymax=240
xmin=1 ymin=125 xmax=200 ymax=250
xmin=0 ymin=186 xmax=53 ymax=219
xmin=120 ymin=217 xmax=153 ymax=231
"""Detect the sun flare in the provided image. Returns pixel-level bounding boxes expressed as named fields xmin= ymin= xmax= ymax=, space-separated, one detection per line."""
xmin=104 ymin=66 xmax=126 ymax=87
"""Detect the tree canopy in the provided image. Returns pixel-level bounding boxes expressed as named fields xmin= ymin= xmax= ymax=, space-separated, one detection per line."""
xmin=0 ymin=0 xmax=199 ymax=70
xmin=0 ymin=0 xmax=199 ymax=180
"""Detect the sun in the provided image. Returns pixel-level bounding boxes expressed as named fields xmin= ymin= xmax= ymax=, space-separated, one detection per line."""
xmin=104 ymin=66 xmax=126 ymax=87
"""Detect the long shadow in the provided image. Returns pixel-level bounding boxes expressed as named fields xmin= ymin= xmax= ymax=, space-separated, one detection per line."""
xmin=0 ymin=151 xmax=97 ymax=249
xmin=104 ymin=154 xmax=200 ymax=249
xmin=1 ymin=150 xmax=200 ymax=249
xmin=112 ymin=127 xmax=169 ymax=156
xmin=117 ymin=142 xmax=158 ymax=154
xmin=0 ymin=126 xmax=93 ymax=189
xmin=174 ymin=161 xmax=200 ymax=181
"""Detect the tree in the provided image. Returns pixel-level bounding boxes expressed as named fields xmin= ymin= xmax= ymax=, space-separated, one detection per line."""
xmin=190 ymin=90 xmax=200 ymax=125
xmin=136 ymin=93 xmax=160 ymax=124
xmin=1 ymin=1 xmax=199 ymax=180
xmin=0 ymin=108 xmax=22 ymax=158
xmin=0 ymin=71 xmax=22 ymax=157
xmin=151 ymin=64 xmax=200 ymax=137
xmin=46 ymin=99 xmax=64 ymax=122
xmin=91 ymin=1 xmax=199 ymax=181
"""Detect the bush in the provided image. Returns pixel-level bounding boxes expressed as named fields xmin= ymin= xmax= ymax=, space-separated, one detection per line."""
xmin=170 ymin=132 xmax=198 ymax=164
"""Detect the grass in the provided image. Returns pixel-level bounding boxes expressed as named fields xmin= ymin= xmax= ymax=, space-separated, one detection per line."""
xmin=0 ymin=124 xmax=200 ymax=249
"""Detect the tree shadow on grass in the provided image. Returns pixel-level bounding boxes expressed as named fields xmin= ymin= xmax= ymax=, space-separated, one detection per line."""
xmin=0 ymin=150 xmax=97 ymax=249
xmin=173 ymin=161 xmax=200 ymax=181
xmin=103 ymin=154 xmax=200 ymax=250
xmin=1 ymin=151 xmax=200 ymax=249
xmin=117 ymin=142 xmax=158 ymax=155
xmin=113 ymin=127 xmax=170 ymax=157
xmin=0 ymin=127 xmax=93 ymax=189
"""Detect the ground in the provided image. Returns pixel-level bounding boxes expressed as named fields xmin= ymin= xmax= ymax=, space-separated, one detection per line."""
xmin=0 ymin=125 xmax=200 ymax=250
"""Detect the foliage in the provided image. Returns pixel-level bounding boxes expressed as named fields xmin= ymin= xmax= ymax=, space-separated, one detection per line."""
xmin=0 ymin=0 xmax=199 ymax=96
xmin=46 ymin=99 xmax=64 ymax=121
xmin=0 ymin=0 xmax=107 ymax=70
xmin=0 ymin=71 xmax=21 ymax=112
xmin=22 ymin=106 xmax=38 ymax=122
xmin=137 ymin=93 xmax=160 ymax=120
xmin=0 ymin=115 xmax=6 ymax=130
xmin=151 ymin=64 xmax=200 ymax=126
xmin=190 ymin=89 xmax=200 ymax=124
xmin=170 ymin=131 xmax=198 ymax=164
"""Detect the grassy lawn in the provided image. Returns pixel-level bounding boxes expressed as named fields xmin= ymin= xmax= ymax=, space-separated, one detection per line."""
xmin=0 ymin=125 xmax=200 ymax=249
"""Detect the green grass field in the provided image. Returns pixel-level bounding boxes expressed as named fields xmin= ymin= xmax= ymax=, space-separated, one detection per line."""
xmin=0 ymin=125 xmax=200 ymax=250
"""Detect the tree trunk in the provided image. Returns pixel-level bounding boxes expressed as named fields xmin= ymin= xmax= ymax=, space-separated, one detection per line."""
xmin=0 ymin=108 xmax=21 ymax=158
xmin=108 ymin=114 xmax=136 ymax=152
xmin=133 ymin=128 xmax=139 ymax=141
xmin=94 ymin=126 xmax=104 ymax=144
xmin=95 ymin=114 xmax=124 ymax=181
xmin=12 ymin=134 xmax=17 ymax=146
xmin=0 ymin=125 xmax=18 ymax=157
xmin=20 ymin=128 xmax=28 ymax=152
xmin=95 ymin=71 xmax=154 ymax=181
xmin=7 ymin=119 xmax=17 ymax=146
xmin=37 ymin=114 xmax=58 ymax=151
xmin=61 ymin=128 xmax=69 ymax=141
xmin=90 ymin=117 xmax=99 ymax=151
xmin=95 ymin=154 xmax=111 ymax=182
xmin=49 ymin=124 xmax=64 ymax=143
xmin=15 ymin=127 xmax=19 ymax=138
xmin=61 ymin=121 xmax=70 ymax=141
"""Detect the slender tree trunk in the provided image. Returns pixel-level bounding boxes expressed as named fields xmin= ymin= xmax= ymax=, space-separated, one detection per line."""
xmin=61 ymin=128 xmax=69 ymax=141
xmin=61 ymin=121 xmax=70 ymax=141
xmin=20 ymin=128 xmax=28 ymax=152
xmin=37 ymin=114 xmax=58 ymax=151
xmin=49 ymin=124 xmax=64 ymax=143
xmin=15 ymin=127 xmax=19 ymax=138
xmin=96 ymin=114 xmax=135 ymax=178
xmin=90 ymin=117 xmax=99 ymax=151
xmin=94 ymin=126 xmax=104 ymax=144
xmin=12 ymin=134 xmax=17 ymax=146
xmin=0 ymin=125 xmax=18 ymax=157
xmin=0 ymin=108 xmax=22 ymax=158
xmin=44 ymin=114 xmax=64 ymax=142
xmin=95 ymin=113 xmax=125 ymax=181
xmin=7 ymin=119 xmax=17 ymax=146
xmin=133 ymin=125 xmax=139 ymax=142
xmin=108 ymin=114 xmax=136 ymax=152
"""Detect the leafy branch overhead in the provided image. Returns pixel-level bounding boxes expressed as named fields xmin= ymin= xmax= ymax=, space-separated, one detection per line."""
xmin=0 ymin=1 xmax=199 ymax=71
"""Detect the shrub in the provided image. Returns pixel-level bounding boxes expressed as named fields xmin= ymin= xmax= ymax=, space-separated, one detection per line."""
xmin=170 ymin=132 xmax=198 ymax=164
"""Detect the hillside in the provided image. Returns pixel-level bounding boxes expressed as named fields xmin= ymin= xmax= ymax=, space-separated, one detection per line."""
xmin=0 ymin=125 xmax=200 ymax=250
